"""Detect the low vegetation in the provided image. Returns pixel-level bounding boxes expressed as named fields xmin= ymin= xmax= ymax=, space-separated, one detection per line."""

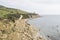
xmin=0 ymin=5 xmax=46 ymax=40
xmin=0 ymin=5 xmax=39 ymax=22
xmin=0 ymin=5 xmax=37 ymax=19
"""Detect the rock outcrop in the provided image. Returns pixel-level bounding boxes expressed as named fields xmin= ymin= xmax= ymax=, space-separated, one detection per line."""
xmin=0 ymin=16 xmax=50 ymax=40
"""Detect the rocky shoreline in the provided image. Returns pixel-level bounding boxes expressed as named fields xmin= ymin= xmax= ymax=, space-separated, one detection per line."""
xmin=0 ymin=5 xmax=51 ymax=40
xmin=0 ymin=15 xmax=51 ymax=40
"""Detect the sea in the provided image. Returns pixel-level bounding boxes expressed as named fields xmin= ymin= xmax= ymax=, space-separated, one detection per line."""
xmin=28 ymin=15 xmax=60 ymax=40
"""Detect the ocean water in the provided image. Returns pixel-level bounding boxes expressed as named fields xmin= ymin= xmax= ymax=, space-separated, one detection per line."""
xmin=28 ymin=15 xmax=60 ymax=40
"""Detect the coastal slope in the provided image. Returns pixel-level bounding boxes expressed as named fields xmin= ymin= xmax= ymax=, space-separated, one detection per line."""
xmin=0 ymin=5 xmax=50 ymax=40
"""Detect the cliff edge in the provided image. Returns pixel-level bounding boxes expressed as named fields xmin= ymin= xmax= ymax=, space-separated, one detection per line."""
xmin=0 ymin=5 xmax=50 ymax=40
xmin=0 ymin=15 xmax=51 ymax=40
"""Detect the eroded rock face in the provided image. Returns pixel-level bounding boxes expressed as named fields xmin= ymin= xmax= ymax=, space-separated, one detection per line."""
xmin=0 ymin=18 xmax=50 ymax=40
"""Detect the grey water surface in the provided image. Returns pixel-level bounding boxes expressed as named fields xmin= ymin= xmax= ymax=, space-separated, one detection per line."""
xmin=28 ymin=15 xmax=60 ymax=40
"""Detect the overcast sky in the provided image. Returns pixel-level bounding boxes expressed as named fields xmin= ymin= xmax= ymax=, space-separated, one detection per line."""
xmin=0 ymin=0 xmax=60 ymax=15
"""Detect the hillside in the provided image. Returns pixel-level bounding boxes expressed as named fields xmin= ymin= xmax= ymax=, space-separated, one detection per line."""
xmin=0 ymin=5 xmax=39 ymax=19
xmin=0 ymin=16 xmax=49 ymax=40
xmin=0 ymin=5 xmax=28 ymax=16
xmin=0 ymin=5 xmax=50 ymax=40
xmin=0 ymin=5 xmax=40 ymax=22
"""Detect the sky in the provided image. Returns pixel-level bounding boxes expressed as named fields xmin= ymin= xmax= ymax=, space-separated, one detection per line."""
xmin=0 ymin=0 xmax=60 ymax=15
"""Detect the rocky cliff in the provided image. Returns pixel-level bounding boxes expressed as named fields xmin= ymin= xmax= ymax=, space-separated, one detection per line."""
xmin=0 ymin=5 xmax=50 ymax=40
xmin=0 ymin=15 xmax=51 ymax=40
